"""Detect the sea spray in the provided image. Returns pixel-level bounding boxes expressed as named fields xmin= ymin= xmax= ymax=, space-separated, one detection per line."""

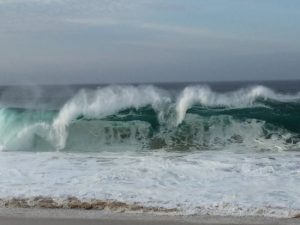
xmin=1 ymin=82 xmax=300 ymax=217
xmin=0 ymin=84 xmax=299 ymax=152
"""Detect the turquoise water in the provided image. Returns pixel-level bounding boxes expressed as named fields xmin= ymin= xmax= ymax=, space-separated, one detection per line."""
xmin=0 ymin=82 xmax=300 ymax=217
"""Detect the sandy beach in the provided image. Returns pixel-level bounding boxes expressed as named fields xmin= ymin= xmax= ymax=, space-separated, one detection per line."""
xmin=0 ymin=208 xmax=299 ymax=225
xmin=1 ymin=0 xmax=300 ymax=223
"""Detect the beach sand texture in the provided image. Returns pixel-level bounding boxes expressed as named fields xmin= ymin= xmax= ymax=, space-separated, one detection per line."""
xmin=0 ymin=208 xmax=300 ymax=225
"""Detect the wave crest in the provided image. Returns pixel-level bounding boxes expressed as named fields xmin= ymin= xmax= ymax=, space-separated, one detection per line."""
xmin=176 ymin=85 xmax=300 ymax=124
xmin=0 ymin=85 xmax=300 ymax=152
xmin=52 ymin=85 xmax=171 ymax=149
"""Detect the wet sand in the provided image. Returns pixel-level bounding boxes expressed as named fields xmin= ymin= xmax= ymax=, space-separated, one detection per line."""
xmin=0 ymin=208 xmax=299 ymax=225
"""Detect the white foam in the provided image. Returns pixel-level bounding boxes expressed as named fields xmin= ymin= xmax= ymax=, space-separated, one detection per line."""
xmin=175 ymin=85 xmax=300 ymax=125
xmin=0 ymin=150 xmax=299 ymax=217
xmin=0 ymin=85 xmax=299 ymax=151
xmin=52 ymin=85 xmax=171 ymax=149
xmin=159 ymin=114 xmax=299 ymax=152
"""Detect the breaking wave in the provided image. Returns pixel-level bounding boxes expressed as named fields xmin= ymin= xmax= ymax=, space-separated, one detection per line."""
xmin=1 ymin=85 xmax=300 ymax=152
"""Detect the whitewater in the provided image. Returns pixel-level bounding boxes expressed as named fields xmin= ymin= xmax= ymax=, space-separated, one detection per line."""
xmin=0 ymin=82 xmax=300 ymax=217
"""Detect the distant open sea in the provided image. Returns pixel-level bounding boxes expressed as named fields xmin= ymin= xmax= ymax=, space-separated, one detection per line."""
xmin=0 ymin=80 xmax=300 ymax=217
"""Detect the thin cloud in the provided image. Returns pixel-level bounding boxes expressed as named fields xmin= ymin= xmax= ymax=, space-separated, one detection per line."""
xmin=64 ymin=18 xmax=122 ymax=26
xmin=0 ymin=0 xmax=62 ymax=4
xmin=141 ymin=23 xmax=219 ymax=38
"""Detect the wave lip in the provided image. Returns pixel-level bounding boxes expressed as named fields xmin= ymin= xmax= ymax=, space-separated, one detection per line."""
xmin=175 ymin=85 xmax=300 ymax=125
xmin=0 ymin=84 xmax=300 ymax=152
xmin=52 ymin=85 xmax=171 ymax=149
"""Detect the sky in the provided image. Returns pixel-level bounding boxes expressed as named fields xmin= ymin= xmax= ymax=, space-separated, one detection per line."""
xmin=0 ymin=0 xmax=299 ymax=84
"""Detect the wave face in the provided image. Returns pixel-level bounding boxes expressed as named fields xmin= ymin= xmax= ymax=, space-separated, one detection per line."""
xmin=1 ymin=84 xmax=300 ymax=152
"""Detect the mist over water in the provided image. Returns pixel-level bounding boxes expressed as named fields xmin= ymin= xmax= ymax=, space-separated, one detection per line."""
xmin=0 ymin=81 xmax=300 ymax=217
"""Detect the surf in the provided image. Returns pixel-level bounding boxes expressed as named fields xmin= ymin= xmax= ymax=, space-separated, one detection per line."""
xmin=0 ymin=85 xmax=299 ymax=152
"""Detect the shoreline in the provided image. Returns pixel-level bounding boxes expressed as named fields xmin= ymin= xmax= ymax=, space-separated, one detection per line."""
xmin=0 ymin=208 xmax=300 ymax=225
xmin=1 ymin=196 xmax=300 ymax=218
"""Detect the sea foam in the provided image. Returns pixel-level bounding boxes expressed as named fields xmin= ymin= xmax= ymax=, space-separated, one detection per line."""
xmin=0 ymin=85 xmax=299 ymax=152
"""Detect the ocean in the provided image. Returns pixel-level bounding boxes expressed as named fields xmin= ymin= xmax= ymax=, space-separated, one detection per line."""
xmin=0 ymin=80 xmax=300 ymax=217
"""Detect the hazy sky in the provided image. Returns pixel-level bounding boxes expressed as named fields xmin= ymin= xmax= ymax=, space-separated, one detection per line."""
xmin=0 ymin=0 xmax=299 ymax=84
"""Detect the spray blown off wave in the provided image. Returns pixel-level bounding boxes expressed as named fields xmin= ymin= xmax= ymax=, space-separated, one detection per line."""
xmin=1 ymin=85 xmax=300 ymax=152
